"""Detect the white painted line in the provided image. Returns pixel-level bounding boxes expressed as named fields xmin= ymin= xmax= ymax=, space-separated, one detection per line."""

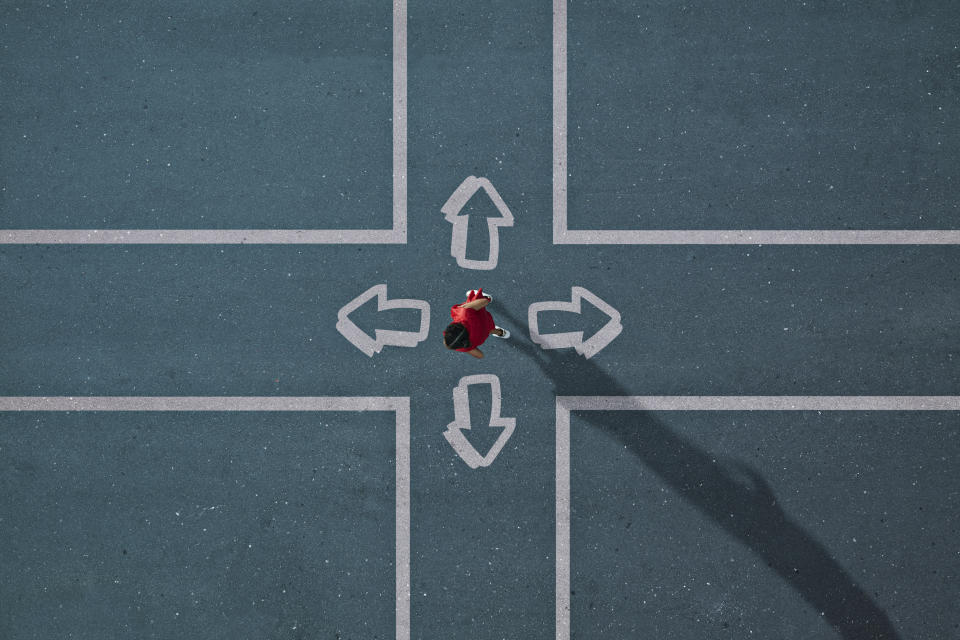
xmin=393 ymin=0 xmax=408 ymax=244
xmin=555 ymin=230 xmax=960 ymax=245
xmin=0 ymin=396 xmax=409 ymax=411
xmin=557 ymin=395 xmax=960 ymax=411
xmin=551 ymin=0 xmax=960 ymax=245
xmin=0 ymin=395 xmax=411 ymax=640
xmin=554 ymin=394 xmax=960 ymax=640
xmin=394 ymin=396 xmax=411 ymax=640
xmin=443 ymin=374 xmax=516 ymax=468
xmin=552 ymin=0 xmax=568 ymax=248
xmin=0 ymin=1 xmax=407 ymax=246
xmin=442 ymin=176 xmax=515 ymax=271
xmin=555 ymin=398 xmax=571 ymax=640
xmin=0 ymin=230 xmax=405 ymax=244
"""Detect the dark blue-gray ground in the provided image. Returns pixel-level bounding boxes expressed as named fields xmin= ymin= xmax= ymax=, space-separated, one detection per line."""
xmin=2 ymin=1 xmax=959 ymax=639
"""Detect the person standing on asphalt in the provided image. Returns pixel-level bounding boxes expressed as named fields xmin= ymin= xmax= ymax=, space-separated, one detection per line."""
xmin=443 ymin=288 xmax=510 ymax=359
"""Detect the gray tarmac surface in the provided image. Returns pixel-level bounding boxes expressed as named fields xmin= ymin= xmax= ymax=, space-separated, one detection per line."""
xmin=2 ymin=1 xmax=959 ymax=639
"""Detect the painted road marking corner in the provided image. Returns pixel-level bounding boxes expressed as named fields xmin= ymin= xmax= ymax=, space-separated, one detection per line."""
xmin=0 ymin=395 xmax=412 ymax=640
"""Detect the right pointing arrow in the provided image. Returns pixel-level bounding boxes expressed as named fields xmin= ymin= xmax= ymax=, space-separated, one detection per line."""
xmin=336 ymin=284 xmax=431 ymax=357
xmin=528 ymin=286 xmax=623 ymax=359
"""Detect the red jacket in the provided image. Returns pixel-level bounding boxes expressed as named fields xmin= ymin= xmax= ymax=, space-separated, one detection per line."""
xmin=450 ymin=290 xmax=495 ymax=351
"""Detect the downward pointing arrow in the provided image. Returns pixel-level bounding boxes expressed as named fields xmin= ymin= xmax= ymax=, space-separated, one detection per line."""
xmin=528 ymin=286 xmax=623 ymax=359
xmin=443 ymin=375 xmax=516 ymax=469
xmin=442 ymin=176 xmax=515 ymax=271
xmin=336 ymin=284 xmax=431 ymax=357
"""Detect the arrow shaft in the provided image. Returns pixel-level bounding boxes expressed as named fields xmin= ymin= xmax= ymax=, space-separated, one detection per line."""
xmin=535 ymin=331 xmax=584 ymax=350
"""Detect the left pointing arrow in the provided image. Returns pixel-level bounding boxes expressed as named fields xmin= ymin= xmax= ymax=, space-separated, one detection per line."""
xmin=336 ymin=284 xmax=431 ymax=357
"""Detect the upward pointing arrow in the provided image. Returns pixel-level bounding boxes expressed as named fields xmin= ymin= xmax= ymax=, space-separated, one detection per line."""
xmin=528 ymin=286 xmax=623 ymax=359
xmin=336 ymin=284 xmax=431 ymax=357
xmin=442 ymin=176 xmax=515 ymax=271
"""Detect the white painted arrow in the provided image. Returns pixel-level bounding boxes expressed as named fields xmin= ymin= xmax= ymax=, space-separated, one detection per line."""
xmin=442 ymin=176 xmax=515 ymax=271
xmin=528 ymin=286 xmax=623 ymax=359
xmin=336 ymin=284 xmax=430 ymax=357
xmin=443 ymin=374 xmax=516 ymax=469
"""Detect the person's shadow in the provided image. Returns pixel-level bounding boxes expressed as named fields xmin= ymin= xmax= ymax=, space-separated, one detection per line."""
xmin=495 ymin=305 xmax=900 ymax=640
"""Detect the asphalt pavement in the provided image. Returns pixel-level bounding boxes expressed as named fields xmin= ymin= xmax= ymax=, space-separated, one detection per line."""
xmin=1 ymin=1 xmax=958 ymax=639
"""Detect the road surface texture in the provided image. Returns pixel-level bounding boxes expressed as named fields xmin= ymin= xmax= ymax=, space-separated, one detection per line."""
xmin=2 ymin=1 xmax=958 ymax=639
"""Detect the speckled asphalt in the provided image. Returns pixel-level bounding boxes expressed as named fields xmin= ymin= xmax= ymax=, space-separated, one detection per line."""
xmin=1 ymin=2 xmax=958 ymax=639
